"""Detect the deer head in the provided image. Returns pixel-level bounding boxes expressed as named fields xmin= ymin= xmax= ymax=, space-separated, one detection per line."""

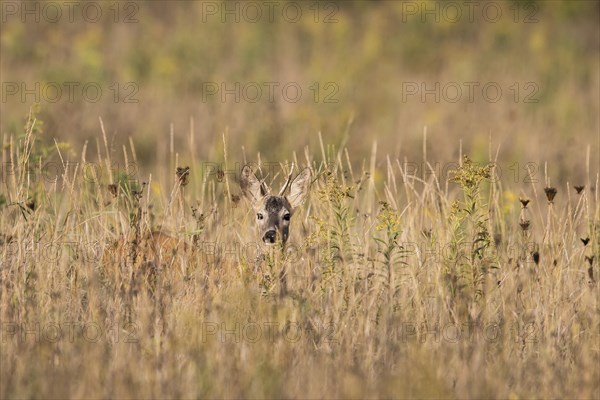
xmin=240 ymin=164 xmax=311 ymax=245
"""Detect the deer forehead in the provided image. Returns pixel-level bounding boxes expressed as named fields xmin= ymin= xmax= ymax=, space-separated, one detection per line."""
xmin=260 ymin=196 xmax=291 ymax=214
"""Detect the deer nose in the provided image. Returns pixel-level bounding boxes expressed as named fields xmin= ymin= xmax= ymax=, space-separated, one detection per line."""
xmin=263 ymin=230 xmax=277 ymax=244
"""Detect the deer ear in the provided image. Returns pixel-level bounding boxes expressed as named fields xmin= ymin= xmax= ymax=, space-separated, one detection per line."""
xmin=240 ymin=165 xmax=267 ymax=207
xmin=287 ymin=168 xmax=311 ymax=209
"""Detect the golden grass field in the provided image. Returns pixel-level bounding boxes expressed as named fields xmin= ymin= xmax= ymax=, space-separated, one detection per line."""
xmin=1 ymin=1 xmax=599 ymax=399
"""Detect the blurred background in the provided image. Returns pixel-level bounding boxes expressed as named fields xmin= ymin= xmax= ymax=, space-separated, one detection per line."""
xmin=1 ymin=0 xmax=599 ymax=181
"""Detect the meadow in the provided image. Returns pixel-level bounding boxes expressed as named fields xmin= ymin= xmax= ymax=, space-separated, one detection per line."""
xmin=1 ymin=1 xmax=599 ymax=398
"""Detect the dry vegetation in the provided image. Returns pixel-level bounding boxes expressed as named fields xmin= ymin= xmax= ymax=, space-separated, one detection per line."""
xmin=1 ymin=1 xmax=599 ymax=399
xmin=0 ymin=109 xmax=598 ymax=398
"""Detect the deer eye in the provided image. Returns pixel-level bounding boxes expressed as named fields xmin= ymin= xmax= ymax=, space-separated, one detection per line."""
xmin=283 ymin=213 xmax=291 ymax=221
xmin=257 ymin=213 xmax=264 ymax=220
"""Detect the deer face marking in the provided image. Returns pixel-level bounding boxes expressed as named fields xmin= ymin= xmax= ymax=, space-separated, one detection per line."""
xmin=240 ymin=165 xmax=311 ymax=246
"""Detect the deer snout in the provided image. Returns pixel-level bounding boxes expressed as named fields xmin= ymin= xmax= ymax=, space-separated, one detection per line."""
xmin=263 ymin=230 xmax=277 ymax=244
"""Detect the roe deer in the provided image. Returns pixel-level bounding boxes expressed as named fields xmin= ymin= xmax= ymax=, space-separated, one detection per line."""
xmin=102 ymin=230 xmax=186 ymax=293
xmin=239 ymin=164 xmax=311 ymax=294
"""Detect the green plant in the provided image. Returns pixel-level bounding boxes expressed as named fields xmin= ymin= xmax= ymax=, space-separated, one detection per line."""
xmin=313 ymin=171 xmax=355 ymax=278
xmin=446 ymin=156 xmax=496 ymax=301
xmin=373 ymin=201 xmax=405 ymax=308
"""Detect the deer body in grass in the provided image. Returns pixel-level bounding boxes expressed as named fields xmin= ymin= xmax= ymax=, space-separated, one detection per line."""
xmin=101 ymin=164 xmax=310 ymax=295
xmin=239 ymin=165 xmax=311 ymax=294
xmin=101 ymin=230 xmax=186 ymax=292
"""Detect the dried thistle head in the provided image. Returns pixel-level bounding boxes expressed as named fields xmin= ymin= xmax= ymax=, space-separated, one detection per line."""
xmin=574 ymin=185 xmax=585 ymax=194
xmin=176 ymin=166 xmax=190 ymax=186
xmin=191 ymin=206 xmax=205 ymax=223
xmin=544 ymin=187 xmax=557 ymax=203
xmin=132 ymin=182 xmax=147 ymax=202
xmin=108 ymin=184 xmax=118 ymax=198
xmin=532 ymin=251 xmax=540 ymax=265
xmin=216 ymin=169 xmax=225 ymax=183
xmin=25 ymin=199 xmax=35 ymax=211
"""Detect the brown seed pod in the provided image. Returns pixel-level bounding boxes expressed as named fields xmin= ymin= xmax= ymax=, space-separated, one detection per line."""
xmin=532 ymin=251 xmax=540 ymax=265
xmin=216 ymin=169 xmax=225 ymax=182
xmin=176 ymin=166 xmax=190 ymax=186
xmin=231 ymin=194 xmax=240 ymax=207
xmin=108 ymin=184 xmax=118 ymax=198
xmin=544 ymin=187 xmax=557 ymax=203
xmin=25 ymin=199 xmax=35 ymax=211
xmin=585 ymin=255 xmax=595 ymax=266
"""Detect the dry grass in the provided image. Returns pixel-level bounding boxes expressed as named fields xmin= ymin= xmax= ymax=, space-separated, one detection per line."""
xmin=1 ymin=111 xmax=598 ymax=399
